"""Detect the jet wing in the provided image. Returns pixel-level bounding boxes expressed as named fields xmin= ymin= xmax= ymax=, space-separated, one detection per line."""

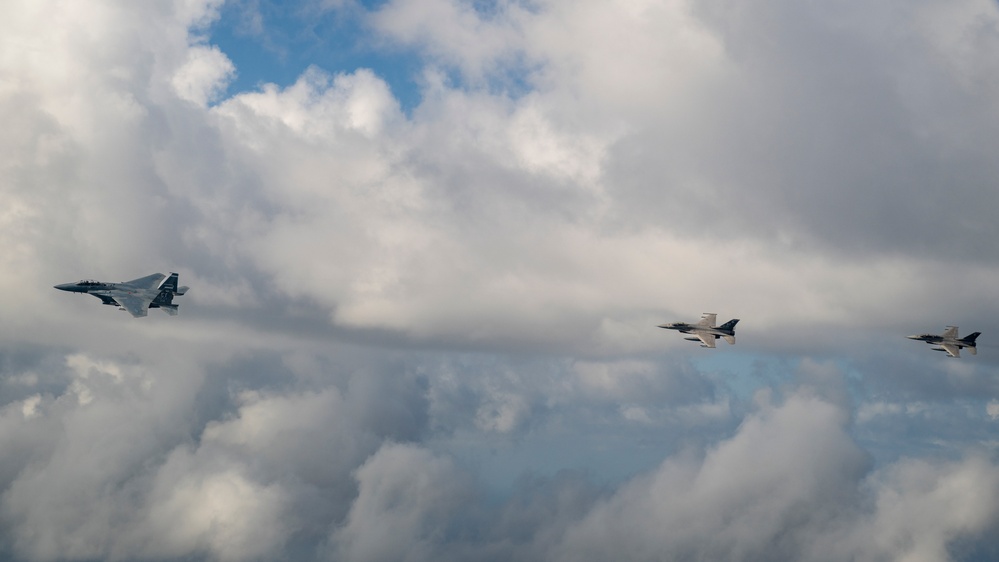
xmin=941 ymin=326 xmax=958 ymax=339
xmin=697 ymin=332 xmax=716 ymax=348
xmin=124 ymin=273 xmax=166 ymax=290
xmin=698 ymin=313 xmax=717 ymax=327
xmin=939 ymin=343 xmax=960 ymax=358
xmin=112 ymin=292 xmax=151 ymax=318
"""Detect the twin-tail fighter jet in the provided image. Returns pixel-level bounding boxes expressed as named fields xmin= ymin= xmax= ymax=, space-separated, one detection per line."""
xmin=907 ymin=326 xmax=980 ymax=358
xmin=54 ymin=272 xmax=188 ymax=318
xmin=658 ymin=313 xmax=739 ymax=348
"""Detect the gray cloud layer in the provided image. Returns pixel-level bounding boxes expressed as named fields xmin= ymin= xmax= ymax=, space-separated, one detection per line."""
xmin=2 ymin=0 xmax=999 ymax=560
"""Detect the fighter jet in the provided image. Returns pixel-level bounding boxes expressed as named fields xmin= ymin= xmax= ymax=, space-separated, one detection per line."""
xmin=658 ymin=313 xmax=739 ymax=348
xmin=54 ymin=272 xmax=188 ymax=318
xmin=907 ymin=326 xmax=980 ymax=358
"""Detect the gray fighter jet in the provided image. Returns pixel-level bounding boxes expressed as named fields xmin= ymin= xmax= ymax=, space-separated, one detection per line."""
xmin=658 ymin=313 xmax=739 ymax=348
xmin=907 ymin=326 xmax=980 ymax=358
xmin=54 ymin=272 xmax=188 ymax=318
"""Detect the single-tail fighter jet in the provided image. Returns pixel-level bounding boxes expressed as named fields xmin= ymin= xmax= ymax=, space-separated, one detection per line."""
xmin=658 ymin=313 xmax=739 ymax=348
xmin=907 ymin=326 xmax=980 ymax=358
xmin=54 ymin=272 xmax=188 ymax=318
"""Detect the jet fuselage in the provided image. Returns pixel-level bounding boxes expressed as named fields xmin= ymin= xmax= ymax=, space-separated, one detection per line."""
xmin=54 ymin=273 xmax=187 ymax=317
xmin=658 ymin=314 xmax=739 ymax=348
xmin=659 ymin=322 xmax=736 ymax=338
xmin=907 ymin=327 xmax=980 ymax=358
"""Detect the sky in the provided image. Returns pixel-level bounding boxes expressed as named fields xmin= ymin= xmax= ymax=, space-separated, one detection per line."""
xmin=2 ymin=0 xmax=999 ymax=560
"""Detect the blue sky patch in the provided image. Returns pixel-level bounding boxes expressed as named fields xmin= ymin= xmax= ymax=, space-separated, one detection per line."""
xmin=208 ymin=0 xmax=425 ymax=112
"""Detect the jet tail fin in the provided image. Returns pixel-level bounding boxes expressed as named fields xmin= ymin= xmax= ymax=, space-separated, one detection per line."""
xmin=719 ymin=319 xmax=739 ymax=331
xmin=722 ymin=335 xmax=736 ymax=345
xmin=963 ymin=332 xmax=980 ymax=356
xmin=962 ymin=332 xmax=981 ymax=344
xmin=158 ymin=273 xmax=180 ymax=293
xmin=158 ymin=304 xmax=178 ymax=316
xmin=151 ymin=274 xmax=185 ymax=308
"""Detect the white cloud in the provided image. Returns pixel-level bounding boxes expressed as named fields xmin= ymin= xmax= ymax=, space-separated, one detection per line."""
xmin=171 ymin=44 xmax=235 ymax=106
xmin=853 ymin=455 xmax=999 ymax=561
xmin=18 ymin=395 xmax=41 ymax=419
xmin=330 ymin=443 xmax=474 ymax=562
xmin=2 ymin=0 xmax=999 ymax=560
xmin=217 ymin=67 xmax=401 ymax=140
xmin=4 ymin=0 xmax=999 ymax=349
xmin=551 ymin=391 xmax=999 ymax=562
xmin=371 ymin=0 xmax=531 ymax=83
xmin=987 ymin=400 xmax=999 ymax=421
xmin=554 ymin=390 xmax=864 ymax=560
xmin=140 ymin=460 xmax=291 ymax=561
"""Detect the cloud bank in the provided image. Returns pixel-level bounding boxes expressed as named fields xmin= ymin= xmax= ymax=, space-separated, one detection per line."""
xmin=1 ymin=0 xmax=999 ymax=560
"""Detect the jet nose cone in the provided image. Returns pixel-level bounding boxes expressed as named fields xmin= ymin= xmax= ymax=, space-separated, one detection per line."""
xmin=54 ymin=283 xmax=79 ymax=292
xmin=906 ymin=335 xmax=920 ymax=340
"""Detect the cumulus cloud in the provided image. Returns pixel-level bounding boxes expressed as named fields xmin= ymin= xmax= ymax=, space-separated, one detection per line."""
xmin=139 ymin=459 xmax=291 ymax=561
xmin=553 ymin=389 xmax=868 ymax=561
xmin=177 ymin=0 xmax=999 ymax=350
xmin=172 ymin=44 xmax=235 ymax=106
xmin=988 ymin=400 xmax=999 ymax=421
xmin=330 ymin=443 xmax=476 ymax=562
xmin=370 ymin=395 xmax=999 ymax=560
xmin=2 ymin=0 xmax=999 ymax=560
